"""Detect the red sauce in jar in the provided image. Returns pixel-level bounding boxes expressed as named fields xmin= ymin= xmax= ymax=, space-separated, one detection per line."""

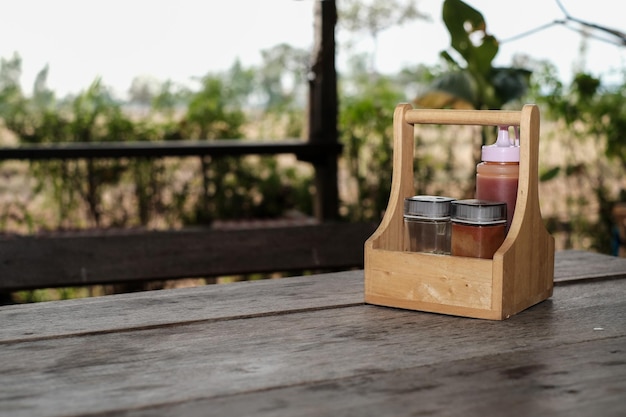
xmin=451 ymin=222 xmax=506 ymax=259
xmin=450 ymin=199 xmax=507 ymax=259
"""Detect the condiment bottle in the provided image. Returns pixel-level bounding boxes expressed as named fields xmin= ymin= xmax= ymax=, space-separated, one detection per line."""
xmin=404 ymin=195 xmax=455 ymax=254
xmin=476 ymin=126 xmax=519 ymax=231
xmin=450 ymin=199 xmax=507 ymax=259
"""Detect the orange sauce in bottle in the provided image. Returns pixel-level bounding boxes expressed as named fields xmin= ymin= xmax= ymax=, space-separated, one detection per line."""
xmin=475 ymin=126 xmax=519 ymax=231
xmin=476 ymin=162 xmax=518 ymax=229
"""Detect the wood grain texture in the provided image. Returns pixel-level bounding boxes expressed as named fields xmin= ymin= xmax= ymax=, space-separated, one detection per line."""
xmin=0 ymin=278 xmax=623 ymax=417
xmin=0 ymin=251 xmax=621 ymax=343
xmin=404 ymin=108 xmax=522 ymax=126
xmin=366 ymin=249 xmax=494 ymax=316
xmin=496 ymin=104 xmax=555 ymax=317
xmin=89 ymin=337 xmax=626 ymax=417
xmin=0 ymin=222 xmax=377 ymax=291
xmin=0 ymin=270 xmax=365 ymax=343
xmin=553 ymin=250 xmax=626 ymax=283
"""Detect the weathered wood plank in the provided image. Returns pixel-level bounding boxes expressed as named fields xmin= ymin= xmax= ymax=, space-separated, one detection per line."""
xmin=553 ymin=250 xmax=626 ymax=283
xmin=0 ymin=280 xmax=623 ymax=417
xmin=0 ymin=250 xmax=623 ymax=343
xmin=0 ymin=270 xmax=365 ymax=343
xmin=0 ymin=222 xmax=377 ymax=291
xmin=90 ymin=337 xmax=626 ymax=417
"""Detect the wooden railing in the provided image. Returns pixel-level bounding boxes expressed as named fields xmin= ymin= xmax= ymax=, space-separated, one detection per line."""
xmin=0 ymin=139 xmax=341 ymax=161
xmin=0 ymin=1 xmax=348 ymax=298
xmin=0 ymin=140 xmax=377 ymax=296
xmin=0 ymin=223 xmax=377 ymax=292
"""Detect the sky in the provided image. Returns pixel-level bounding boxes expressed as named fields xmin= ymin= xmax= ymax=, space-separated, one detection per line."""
xmin=2 ymin=0 xmax=625 ymax=98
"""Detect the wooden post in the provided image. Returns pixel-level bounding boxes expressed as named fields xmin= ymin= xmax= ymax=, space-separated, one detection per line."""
xmin=308 ymin=0 xmax=339 ymax=221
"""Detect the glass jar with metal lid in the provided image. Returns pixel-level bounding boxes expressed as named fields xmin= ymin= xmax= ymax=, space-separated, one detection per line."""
xmin=450 ymin=199 xmax=507 ymax=259
xmin=404 ymin=195 xmax=455 ymax=254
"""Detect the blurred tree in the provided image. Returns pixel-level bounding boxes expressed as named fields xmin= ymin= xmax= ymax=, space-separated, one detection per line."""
xmin=224 ymin=59 xmax=256 ymax=108
xmin=184 ymin=75 xmax=244 ymax=140
xmin=338 ymin=0 xmax=429 ymax=73
xmin=0 ymin=53 xmax=29 ymax=135
xmin=536 ymin=70 xmax=626 ymax=253
xmin=128 ymin=75 xmax=161 ymax=109
xmin=31 ymin=65 xmax=55 ymax=111
xmin=151 ymin=79 xmax=189 ymax=125
xmin=258 ymin=43 xmax=309 ymax=112
xmin=339 ymin=55 xmax=406 ymax=221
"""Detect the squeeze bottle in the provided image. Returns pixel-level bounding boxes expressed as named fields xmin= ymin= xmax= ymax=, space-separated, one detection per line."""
xmin=475 ymin=126 xmax=519 ymax=231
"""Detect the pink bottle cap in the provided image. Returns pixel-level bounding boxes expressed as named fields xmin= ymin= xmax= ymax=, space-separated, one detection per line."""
xmin=481 ymin=126 xmax=520 ymax=162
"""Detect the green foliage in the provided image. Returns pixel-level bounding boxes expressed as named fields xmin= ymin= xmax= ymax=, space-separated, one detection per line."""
xmin=574 ymin=74 xmax=626 ymax=170
xmin=0 ymin=52 xmax=314 ymax=233
xmin=339 ymin=0 xmax=427 ymax=34
xmin=258 ymin=44 xmax=308 ymax=112
xmin=338 ymin=0 xmax=429 ymax=73
xmin=1 ymin=76 xmax=138 ymax=227
xmin=532 ymin=69 xmax=626 ymax=253
xmin=0 ymin=54 xmax=33 ymax=135
xmin=178 ymin=72 xmax=311 ymax=224
xmin=417 ymin=0 xmax=530 ymax=111
xmin=340 ymin=72 xmax=405 ymax=221
xmin=540 ymin=166 xmax=561 ymax=182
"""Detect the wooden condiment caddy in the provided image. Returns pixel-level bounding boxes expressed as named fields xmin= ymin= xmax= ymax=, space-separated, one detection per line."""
xmin=364 ymin=103 xmax=555 ymax=320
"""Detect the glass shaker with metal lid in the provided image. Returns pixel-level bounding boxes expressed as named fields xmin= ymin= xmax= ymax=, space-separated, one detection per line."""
xmin=450 ymin=199 xmax=507 ymax=259
xmin=404 ymin=195 xmax=455 ymax=254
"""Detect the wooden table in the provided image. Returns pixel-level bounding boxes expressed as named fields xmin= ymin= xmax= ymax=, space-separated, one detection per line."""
xmin=1 ymin=250 xmax=625 ymax=417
